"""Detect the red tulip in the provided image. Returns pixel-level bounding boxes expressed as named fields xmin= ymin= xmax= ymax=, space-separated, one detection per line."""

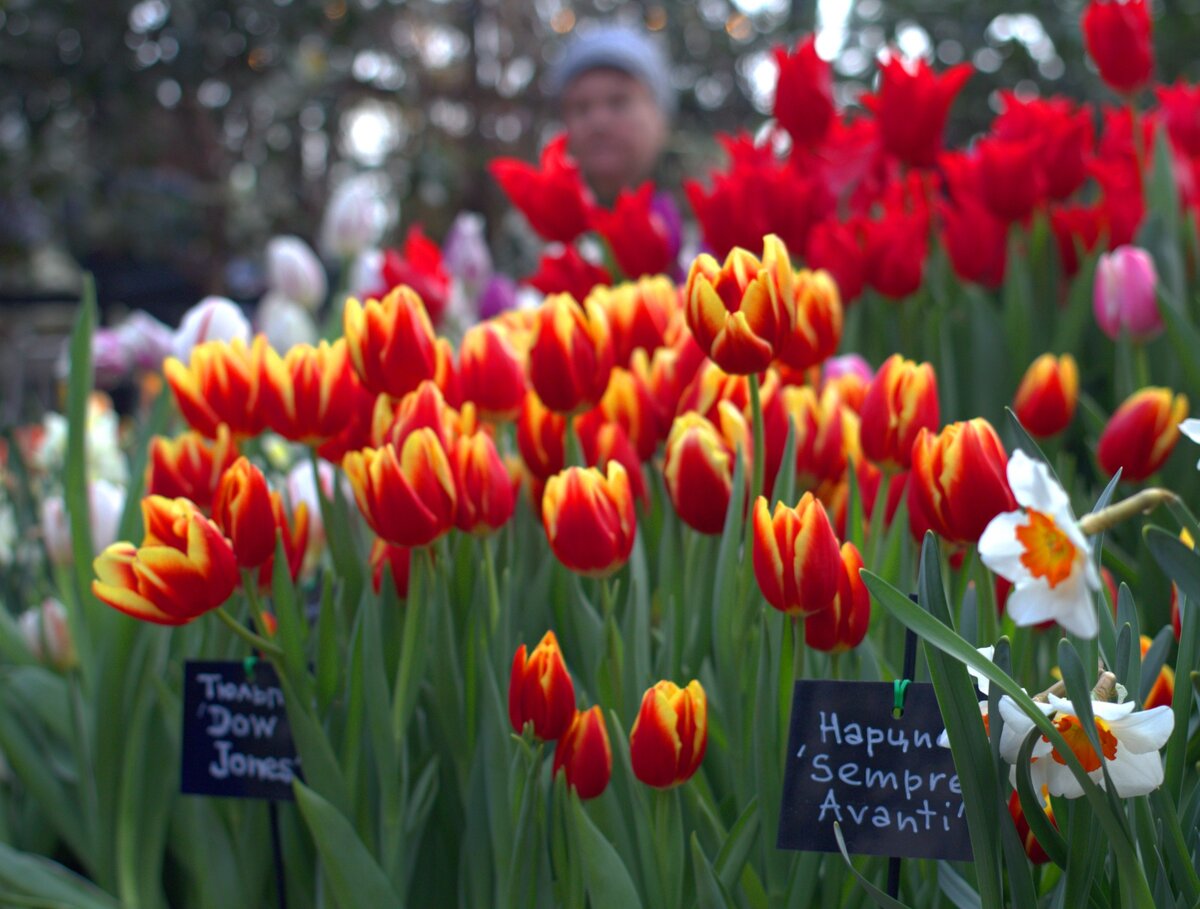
xmin=526 ymin=247 xmax=612 ymax=303
xmin=939 ymin=195 xmax=1007 ymax=288
xmin=861 ymin=55 xmax=972 ymax=168
xmin=1082 ymin=0 xmax=1153 ymax=94
xmin=773 ymin=35 xmax=835 ymax=148
xmin=489 ymin=133 xmax=592 ymax=244
xmin=806 ymin=219 xmax=866 ymax=305
xmin=590 ymin=183 xmax=674 ymax=279
xmin=373 ymin=227 xmax=452 ymax=325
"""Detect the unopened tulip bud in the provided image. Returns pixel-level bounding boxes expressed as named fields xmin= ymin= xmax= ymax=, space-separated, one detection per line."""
xmin=542 ymin=463 xmax=636 ymax=577
xmin=265 ymin=235 xmax=327 ymax=310
xmin=40 ymin=478 xmax=126 ymax=566
xmin=1094 ymin=246 xmax=1161 ymax=342
xmin=805 ymin=542 xmax=870 ymax=652
xmin=213 ymin=457 xmax=276 ymax=569
xmin=1097 ymin=387 xmax=1188 ymax=481
xmin=172 ymin=297 xmax=252 ymax=362
xmin=859 ymin=354 xmax=940 ymax=471
xmin=509 ymin=631 xmax=577 ymax=741
xmin=257 ymin=294 xmax=319 ymax=353
xmin=320 ymin=174 xmax=390 ymax=259
xmin=629 ymin=680 xmax=707 ymax=788
xmin=910 ymin=418 xmax=1016 ymax=544
xmin=752 ymin=493 xmax=842 ymax=616
xmin=19 ymin=598 xmax=77 ymax=671
xmin=1013 ymin=353 xmax=1079 ymax=438
xmin=553 ymin=707 xmax=612 ymax=799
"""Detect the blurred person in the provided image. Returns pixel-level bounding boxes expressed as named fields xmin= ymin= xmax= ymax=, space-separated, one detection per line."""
xmin=547 ymin=24 xmax=675 ymax=203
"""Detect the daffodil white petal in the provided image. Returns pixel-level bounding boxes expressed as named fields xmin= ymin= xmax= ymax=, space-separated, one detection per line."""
xmin=1007 ymin=450 xmax=1071 ymax=516
xmin=1102 ymin=746 xmax=1165 ymax=797
xmin=1005 ymin=578 xmax=1098 ymax=638
xmin=1044 ymin=761 xmax=1086 ymax=799
xmin=979 ymin=512 xmax=1031 ymax=576
xmin=1181 ymin=418 xmax=1200 ymax=469
xmin=1106 ymin=706 xmax=1174 ymax=753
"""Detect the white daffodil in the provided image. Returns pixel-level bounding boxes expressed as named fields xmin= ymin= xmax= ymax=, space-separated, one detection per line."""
xmin=1180 ymin=418 xmax=1200 ymax=468
xmin=978 ymin=450 xmax=1101 ymax=638
xmin=998 ymin=693 xmax=1173 ymax=799
xmin=938 ymin=646 xmax=998 ymax=748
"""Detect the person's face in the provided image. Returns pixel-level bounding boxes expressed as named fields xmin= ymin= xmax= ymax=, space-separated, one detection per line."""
xmin=560 ymin=68 xmax=667 ymax=201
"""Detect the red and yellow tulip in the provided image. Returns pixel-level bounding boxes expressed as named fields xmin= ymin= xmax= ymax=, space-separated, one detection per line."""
xmin=859 ymin=354 xmax=940 ymax=472
xmin=508 ymin=631 xmax=577 ymax=741
xmin=92 ymin=496 xmax=239 ymax=625
xmin=145 ymin=426 xmax=238 ymax=512
xmin=629 ymin=680 xmax=707 ymax=788
xmin=260 ymin=338 xmax=362 ymax=445
xmin=553 ymin=706 xmax=612 ymax=800
xmin=684 ymin=234 xmax=792 ymax=375
xmin=1013 ymin=353 xmax=1079 ymax=439
xmin=528 ymin=293 xmax=615 ymax=414
xmin=343 ymin=429 xmax=457 ymax=548
xmin=163 ymin=336 xmax=268 ymax=439
xmin=541 ymin=463 xmax=636 ymax=577
xmin=1097 ymin=387 xmax=1188 ymax=481
xmin=910 ymin=418 xmax=1017 ymax=544
xmin=752 ymin=493 xmax=842 ymax=616
xmin=775 ymin=268 xmax=843 ymax=371
xmin=343 ymin=285 xmax=439 ymax=398
xmin=805 ymin=542 xmax=871 ymax=652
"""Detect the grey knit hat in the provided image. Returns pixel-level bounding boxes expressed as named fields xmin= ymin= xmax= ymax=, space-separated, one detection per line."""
xmin=548 ymin=24 xmax=675 ymax=115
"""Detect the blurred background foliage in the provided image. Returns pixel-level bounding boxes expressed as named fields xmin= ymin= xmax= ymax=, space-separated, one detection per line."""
xmin=2 ymin=0 xmax=1199 ymax=315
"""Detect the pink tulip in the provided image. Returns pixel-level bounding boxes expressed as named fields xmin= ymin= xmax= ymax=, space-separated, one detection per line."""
xmin=1093 ymin=246 xmax=1162 ymax=341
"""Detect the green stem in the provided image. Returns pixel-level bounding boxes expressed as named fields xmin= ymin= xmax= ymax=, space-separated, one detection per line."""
xmin=482 ymin=536 xmax=502 ymax=634
xmin=792 ymin=616 xmax=805 ymax=682
xmin=241 ymin=569 xmax=270 ymax=635
xmin=1131 ymin=340 xmax=1151 ymax=390
xmin=748 ymin=371 xmax=766 ymax=505
xmin=214 ymin=606 xmax=283 ymax=659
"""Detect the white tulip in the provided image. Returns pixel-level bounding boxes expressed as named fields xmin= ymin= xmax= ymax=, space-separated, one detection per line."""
xmin=320 ymin=175 xmax=390 ymax=259
xmin=172 ymin=297 xmax=252 ymax=362
xmin=257 ymin=293 xmax=319 ymax=353
xmin=19 ymin=598 xmax=77 ymax=672
xmin=40 ymin=478 xmax=126 ymax=566
xmin=265 ymin=235 xmax=328 ymax=311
